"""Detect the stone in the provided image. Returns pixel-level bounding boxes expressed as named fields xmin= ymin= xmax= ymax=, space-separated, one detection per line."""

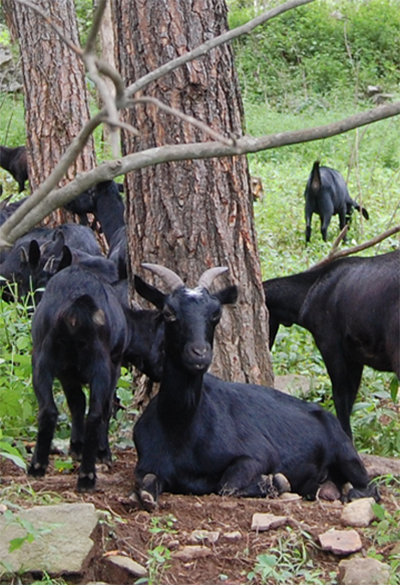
xmin=0 ymin=503 xmax=100 ymax=574
xmin=278 ymin=492 xmax=302 ymax=501
xmin=341 ymin=498 xmax=376 ymax=527
xmin=105 ymin=554 xmax=147 ymax=577
xmin=361 ymin=454 xmax=400 ymax=479
xmin=173 ymin=545 xmax=212 ymax=561
xmin=190 ymin=529 xmax=220 ymax=544
xmin=222 ymin=531 xmax=242 ymax=542
xmin=339 ymin=557 xmax=391 ymax=585
xmin=251 ymin=513 xmax=288 ymax=531
xmin=319 ymin=529 xmax=362 ymax=556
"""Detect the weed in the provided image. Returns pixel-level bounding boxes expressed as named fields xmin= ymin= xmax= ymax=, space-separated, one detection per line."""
xmin=247 ymin=527 xmax=334 ymax=584
xmin=135 ymin=514 xmax=177 ymax=585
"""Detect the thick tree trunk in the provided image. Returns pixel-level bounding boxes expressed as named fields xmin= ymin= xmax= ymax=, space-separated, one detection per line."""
xmin=2 ymin=0 xmax=95 ymax=223
xmin=113 ymin=0 xmax=273 ymax=385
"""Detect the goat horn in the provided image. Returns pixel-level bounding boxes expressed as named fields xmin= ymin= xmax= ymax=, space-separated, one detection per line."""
xmin=198 ymin=266 xmax=228 ymax=290
xmin=142 ymin=263 xmax=185 ymax=291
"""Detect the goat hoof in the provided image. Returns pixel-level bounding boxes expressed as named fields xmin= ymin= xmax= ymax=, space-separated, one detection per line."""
xmin=273 ymin=473 xmax=291 ymax=494
xmin=140 ymin=489 xmax=157 ymax=511
xmin=69 ymin=443 xmax=83 ymax=461
xmin=77 ymin=472 xmax=96 ymax=493
xmin=27 ymin=462 xmax=47 ymax=477
xmin=96 ymin=450 xmax=112 ymax=467
xmin=317 ymin=480 xmax=341 ymax=502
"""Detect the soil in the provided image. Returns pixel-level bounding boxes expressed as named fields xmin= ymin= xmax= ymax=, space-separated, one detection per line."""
xmin=1 ymin=448 xmax=399 ymax=585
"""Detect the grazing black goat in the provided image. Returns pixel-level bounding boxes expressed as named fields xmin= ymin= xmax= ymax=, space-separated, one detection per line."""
xmin=28 ymin=262 xmax=164 ymax=492
xmin=0 ymin=145 xmax=28 ymax=192
xmin=263 ymin=250 xmax=400 ymax=438
xmin=304 ymin=161 xmax=369 ymax=242
xmin=132 ymin=264 xmax=379 ymax=510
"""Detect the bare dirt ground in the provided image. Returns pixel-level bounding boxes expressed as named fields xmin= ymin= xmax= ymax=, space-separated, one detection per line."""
xmin=1 ymin=447 xmax=399 ymax=585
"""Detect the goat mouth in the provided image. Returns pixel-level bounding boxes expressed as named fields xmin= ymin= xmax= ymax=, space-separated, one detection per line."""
xmin=184 ymin=360 xmax=210 ymax=374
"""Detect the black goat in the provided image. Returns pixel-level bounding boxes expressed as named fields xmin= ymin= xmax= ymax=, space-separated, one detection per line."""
xmin=263 ymin=250 xmax=400 ymax=438
xmin=304 ymin=161 xmax=369 ymax=242
xmin=65 ymin=181 xmax=125 ymax=237
xmin=28 ymin=262 xmax=164 ymax=492
xmin=0 ymin=224 xmax=103 ymax=302
xmin=0 ymin=145 xmax=28 ymax=192
xmin=132 ymin=264 xmax=379 ymax=509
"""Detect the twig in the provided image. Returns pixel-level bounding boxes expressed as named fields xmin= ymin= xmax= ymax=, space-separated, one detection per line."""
xmin=311 ymin=225 xmax=400 ymax=269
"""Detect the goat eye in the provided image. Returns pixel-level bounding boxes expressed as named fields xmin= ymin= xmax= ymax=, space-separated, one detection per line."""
xmin=163 ymin=307 xmax=176 ymax=322
xmin=210 ymin=310 xmax=221 ymax=323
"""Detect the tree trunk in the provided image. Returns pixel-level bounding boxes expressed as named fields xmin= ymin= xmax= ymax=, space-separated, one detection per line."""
xmin=2 ymin=0 xmax=95 ymax=224
xmin=112 ymin=0 xmax=273 ymax=385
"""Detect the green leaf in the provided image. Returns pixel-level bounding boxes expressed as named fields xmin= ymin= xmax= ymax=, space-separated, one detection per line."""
xmin=390 ymin=376 xmax=399 ymax=402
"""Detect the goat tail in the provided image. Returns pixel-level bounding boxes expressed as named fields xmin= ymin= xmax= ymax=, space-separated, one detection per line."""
xmin=61 ymin=294 xmax=106 ymax=336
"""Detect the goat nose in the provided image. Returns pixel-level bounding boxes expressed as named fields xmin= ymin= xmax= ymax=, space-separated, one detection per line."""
xmin=191 ymin=344 xmax=207 ymax=358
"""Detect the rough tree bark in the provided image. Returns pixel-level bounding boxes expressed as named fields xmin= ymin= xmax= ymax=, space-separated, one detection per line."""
xmin=112 ymin=0 xmax=273 ymax=385
xmin=2 ymin=0 xmax=95 ymax=223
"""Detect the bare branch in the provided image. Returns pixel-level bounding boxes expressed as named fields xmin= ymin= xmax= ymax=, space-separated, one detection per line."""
xmin=312 ymin=225 xmax=400 ymax=269
xmin=133 ymin=97 xmax=235 ymax=146
xmin=84 ymin=0 xmax=106 ymax=54
xmin=1 ymin=99 xmax=400 ymax=247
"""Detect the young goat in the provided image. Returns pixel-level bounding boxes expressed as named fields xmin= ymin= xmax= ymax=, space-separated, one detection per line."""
xmin=132 ymin=264 xmax=379 ymax=510
xmin=28 ymin=263 xmax=164 ymax=492
xmin=263 ymin=250 xmax=400 ymax=438
xmin=304 ymin=161 xmax=369 ymax=242
xmin=0 ymin=145 xmax=28 ymax=192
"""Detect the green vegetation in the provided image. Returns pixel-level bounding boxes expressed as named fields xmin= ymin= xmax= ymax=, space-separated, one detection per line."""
xmin=0 ymin=0 xmax=399 ymax=465
xmin=227 ymin=0 xmax=400 ymax=457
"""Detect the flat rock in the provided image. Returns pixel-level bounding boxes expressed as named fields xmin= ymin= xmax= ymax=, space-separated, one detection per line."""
xmin=251 ymin=513 xmax=288 ymax=531
xmin=222 ymin=531 xmax=242 ymax=541
xmin=341 ymin=498 xmax=376 ymax=527
xmin=319 ymin=529 xmax=362 ymax=556
xmin=361 ymin=454 xmax=400 ymax=479
xmin=173 ymin=545 xmax=212 ymax=561
xmin=339 ymin=557 xmax=391 ymax=585
xmin=190 ymin=529 xmax=220 ymax=544
xmin=0 ymin=503 xmax=100 ymax=574
xmin=105 ymin=554 xmax=147 ymax=577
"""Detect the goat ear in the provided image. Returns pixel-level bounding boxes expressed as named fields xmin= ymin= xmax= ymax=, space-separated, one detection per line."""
xmin=215 ymin=285 xmax=238 ymax=306
xmin=57 ymin=245 xmax=73 ymax=272
xmin=134 ymin=275 xmax=166 ymax=309
xmin=28 ymin=240 xmax=41 ymax=268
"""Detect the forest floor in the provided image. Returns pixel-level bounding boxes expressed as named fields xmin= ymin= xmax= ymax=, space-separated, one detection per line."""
xmin=1 ymin=447 xmax=399 ymax=585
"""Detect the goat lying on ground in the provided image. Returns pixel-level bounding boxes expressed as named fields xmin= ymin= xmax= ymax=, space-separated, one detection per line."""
xmin=0 ymin=145 xmax=28 ymax=192
xmin=28 ymin=262 xmax=164 ymax=492
xmin=263 ymin=250 xmax=400 ymax=438
xmin=304 ymin=161 xmax=369 ymax=242
xmin=132 ymin=264 xmax=379 ymax=510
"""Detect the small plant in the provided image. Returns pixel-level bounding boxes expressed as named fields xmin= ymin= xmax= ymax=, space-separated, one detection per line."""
xmin=135 ymin=514 xmax=177 ymax=585
xmin=247 ymin=528 xmax=335 ymax=584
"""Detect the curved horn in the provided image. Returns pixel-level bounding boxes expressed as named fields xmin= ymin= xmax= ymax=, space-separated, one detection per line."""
xmin=142 ymin=263 xmax=185 ymax=291
xmin=198 ymin=266 xmax=228 ymax=290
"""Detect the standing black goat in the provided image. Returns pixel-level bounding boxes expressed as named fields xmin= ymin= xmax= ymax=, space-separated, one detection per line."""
xmin=28 ymin=262 xmax=164 ymax=492
xmin=0 ymin=145 xmax=28 ymax=192
xmin=304 ymin=161 xmax=369 ymax=242
xmin=132 ymin=264 xmax=379 ymax=510
xmin=263 ymin=250 xmax=400 ymax=438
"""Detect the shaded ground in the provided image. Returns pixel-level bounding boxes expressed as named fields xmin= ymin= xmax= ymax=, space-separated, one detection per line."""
xmin=1 ymin=448 xmax=399 ymax=585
